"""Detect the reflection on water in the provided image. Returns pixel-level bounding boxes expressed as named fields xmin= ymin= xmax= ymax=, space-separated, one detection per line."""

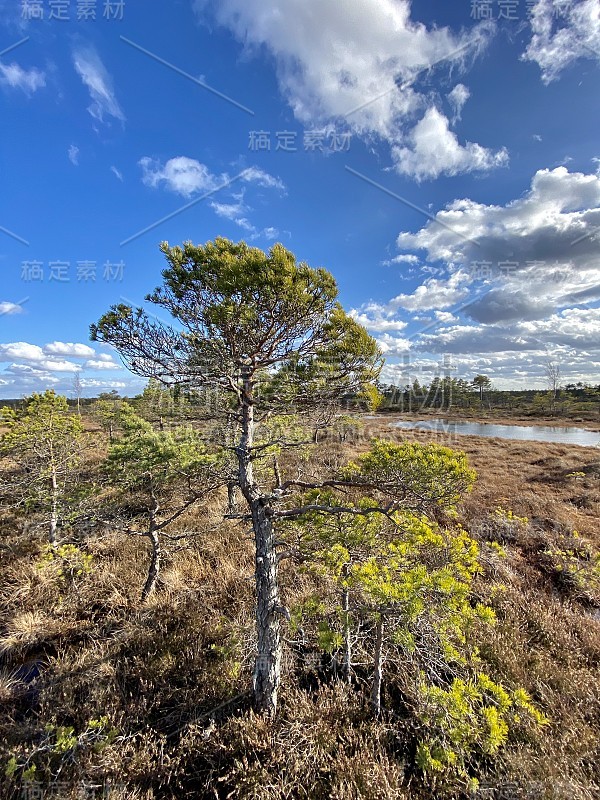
xmin=392 ymin=419 xmax=600 ymax=448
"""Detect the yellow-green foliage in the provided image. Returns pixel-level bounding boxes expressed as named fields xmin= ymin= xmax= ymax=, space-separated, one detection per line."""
xmin=543 ymin=532 xmax=600 ymax=597
xmin=291 ymin=503 xmax=549 ymax=792
xmin=416 ymin=674 xmax=549 ymax=791
xmin=286 ymin=440 xmax=549 ymax=795
xmin=295 ymin=505 xmax=490 ymax=666
xmin=37 ymin=543 xmax=93 ymax=586
xmin=494 ymin=506 xmax=529 ymax=526
xmin=5 ymin=717 xmax=119 ymax=784
xmin=342 ymin=438 xmax=476 ymax=511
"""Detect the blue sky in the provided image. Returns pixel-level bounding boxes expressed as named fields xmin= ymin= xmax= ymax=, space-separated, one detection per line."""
xmin=0 ymin=0 xmax=599 ymax=397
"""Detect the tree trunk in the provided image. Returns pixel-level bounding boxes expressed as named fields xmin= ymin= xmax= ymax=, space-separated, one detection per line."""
xmin=227 ymin=481 xmax=239 ymax=515
xmin=273 ymin=455 xmax=282 ymax=490
xmin=342 ymin=585 xmax=352 ymax=684
xmin=370 ymin=615 xmax=384 ymax=716
xmin=49 ymin=469 xmax=58 ymax=547
xmin=141 ymin=521 xmax=160 ymax=602
xmin=237 ymin=367 xmax=282 ymax=716
xmin=250 ymin=496 xmax=281 ymax=715
xmin=141 ymin=499 xmax=161 ymax=602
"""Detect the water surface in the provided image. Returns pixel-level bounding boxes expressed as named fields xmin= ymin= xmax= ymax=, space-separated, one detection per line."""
xmin=392 ymin=419 xmax=600 ymax=448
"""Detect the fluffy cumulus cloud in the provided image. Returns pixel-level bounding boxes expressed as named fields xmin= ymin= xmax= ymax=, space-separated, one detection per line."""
xmin=352 ymin=271 xmax=472 ymax=333
xmin=194 ymin=0 xmax=503 ymax=180
xmin=523 ymin=0 xmax=600 ymax=83
xmin=0 ymin=342 xmax=45 ymax=361
xmin=44 ymin=342 xmax=95 ymax=358
xmin=395 ymin=166 xmax=600 ymax=323
xmin=0 ymin=342 xmax=129 ymax=397
xmin=350 ymin=308 xmax=409 ymax=333
xmin=72 ymin=44 xmax=125 ymax=124
xmin=140 ymin=156 xmax=223 ymax=197
xmin=0 ymin=62 xmax=45 ymax=94
xmin=392 ymin=107 xmax=508 ymax=181
xmin=84 ymin=354 xmax=120 ymax=370
xmin=353 ymin=166 xmax=600 ymax=387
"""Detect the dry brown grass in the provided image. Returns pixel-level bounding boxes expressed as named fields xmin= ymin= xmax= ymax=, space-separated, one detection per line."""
xmin=0 ymin=415 xmax=599 ymax=798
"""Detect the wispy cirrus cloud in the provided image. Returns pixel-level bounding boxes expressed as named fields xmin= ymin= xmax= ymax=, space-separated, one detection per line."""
xmin=523 ymin=0 xmax=600 ymax=83
xmin=0 ymin=61 xmax=45 ymax=94
xmin=139 ymin=156 xmax=285 ymax=234
xmin=72 ymin=44 xmax=125 ymax=124
xmin=68 ymin=144 xmax=80 ymax=165
xmin=139 ymin=156 xmax=284 ymax=198
xmin=0 ymin=301 xmax=25 ymax=315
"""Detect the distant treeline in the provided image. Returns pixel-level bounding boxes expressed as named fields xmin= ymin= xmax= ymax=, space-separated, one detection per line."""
xmin=378 ymin=378 xmax=600 ymax=416
xmin=1 ymin=378 xmax=599 ymax=418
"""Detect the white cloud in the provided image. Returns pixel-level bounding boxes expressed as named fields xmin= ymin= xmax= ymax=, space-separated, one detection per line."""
xmin=240 ymin=166 xmax=285 ymax=191
xmin=72 ymin=44 xmax=125 ymax=123
xmin=415 ymin=307 xmax=600 ymax=356
xmin=0 ymin=62 xmax=45 ymax=94
xmin=392 ymin=107 xmax=508 ymax=181
xmin=391 ymin=271 xmax=471 ymax=313
xmin=396 ymin=166 xmax=600 ymax=323
xmin=447 ymin=83 xmax=470 ymax=122
xmin=379 ymin=347 xmax=600 ymax=390
xmin=210 ymin=191 xmax=255 ymax=231
xmin=523 ymin=0 xmax=600 ymax=83
xmin=140 ymin=156 xmax=221 ymax=197
xmin=81 ymin=379 xmax=128 ymax=389
xmin=42 ymin=359 xmax=81 ymax=373
xmin=382 ymin=254 xmax=420 ymax=266
xmin=5 ymin=359 xmax=80 ymax=374
xmin=68 ymin=145 xmax=80 ymax=166
xmin=84 ymin=358 xmax=119 ymax=370
xmin=110 ymin=165 xmax=123 ymax=181
xmin=195 ymin=0 xmax=501 ymax=181
xmin=0 ymin=339 xmax=141 ymax=398
xmin=140 ymin=157 xmax=284 ymax=232
xmin=43 ymin=342 xmax=95 ymax=358
xmin=0 ymin=342 xmax=44 ymax=361
xmin=0 ymin=302 xmax=24 ymax=316
xmin=435 ymin=310 xmax=458 ymax=323
xmin=0 ymin=341 xmax=108 ymax=377
xmin=375 ymin=333 xmax=412 ymax=356
xmin=349 ymin=309 xmax=408 ymax=333
xmin=140 ymin=157 xmax=285 ymax=199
